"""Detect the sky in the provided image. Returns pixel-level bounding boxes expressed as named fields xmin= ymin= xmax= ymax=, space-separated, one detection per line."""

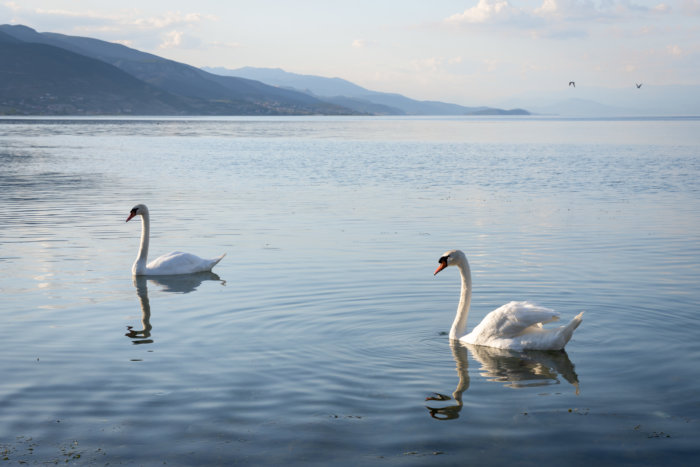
xmin=3 ymin=0 xmax=700 ymax=106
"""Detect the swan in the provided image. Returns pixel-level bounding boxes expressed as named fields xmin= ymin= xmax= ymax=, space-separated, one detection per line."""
xmin=126 ymin=204 xmax=225 ymax=276
xmin=434 ymin=249 xmax=583 ymax=351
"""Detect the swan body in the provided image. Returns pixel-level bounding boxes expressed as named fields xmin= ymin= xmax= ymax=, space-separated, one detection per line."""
xmin=434 ymin=249 xmax=582 ymax=351
xmin=126 ymin=204 xmax=225 ymax=276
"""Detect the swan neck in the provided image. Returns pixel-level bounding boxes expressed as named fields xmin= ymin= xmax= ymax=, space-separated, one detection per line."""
xmin=449 ymin=259 xmax=472 ymax=340
xmin=133 ymin=212 xmax=150 ymax=275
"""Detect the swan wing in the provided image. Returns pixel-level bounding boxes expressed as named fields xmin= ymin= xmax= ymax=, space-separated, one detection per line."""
xmin=474 ymin=301 xmax=560 ymax=338
xmin=146 ymin=251 xmax=225 ymax=275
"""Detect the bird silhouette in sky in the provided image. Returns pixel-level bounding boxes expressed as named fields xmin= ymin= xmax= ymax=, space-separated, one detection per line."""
xmin=569 ymin=81 xmax=575 ymax=87
xmin=636 ymin=83 xmax=643 ymax=89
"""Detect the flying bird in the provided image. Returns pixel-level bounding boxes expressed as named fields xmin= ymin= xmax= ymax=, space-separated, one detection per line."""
xmin=569 ymin=81 xmax=575 ymax=87
xmin=636 ymin=83 xmax=643 ymax=89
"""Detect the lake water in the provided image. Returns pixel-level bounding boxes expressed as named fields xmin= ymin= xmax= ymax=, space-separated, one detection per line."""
xmin=1 ymin=116 xmax=699 ymax=466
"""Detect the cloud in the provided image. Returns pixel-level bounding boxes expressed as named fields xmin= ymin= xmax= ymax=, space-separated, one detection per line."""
xmin=483 ymin=58 xmax=500 ymax=72
xmin=159 ymin=30 xmax=183 ymax=49
xmin=533 ymin=0 xmax=682 ymax=21
xmin=33 ymin=7 xmax=119 ymax=21
xmin=0 ymin=4 xmax=219 ymax=52
xmin=533 ymin=0 xmax=615 ymax=21
xmin=410 ymin=57 xmax=443 ymax=73
xmin=444 ymin=0 xmax=682 ymax=28
xmin=652 ymin=3 xmax=673 ymax=14
xmin=681 ymin=0 xmax=700 ymax=15
xmin=442 ymin=0 xmax=688 ymax=41
xmin=446 ymin=0 xmax=521 ymax=24
xmin=130 ymin=12 xmax=215 ymax=30
xmin=4 ymin=1 xmax=22 ymax=12
xmin=667 ymin=44 xmax=684 ymax=56
xmin=112 ymin=39 xmax=134 ymax=47
xmin=17 ymin=5 xmax=214 ymax=30
xmin=352 ymin=39 xmax=370 ymax=48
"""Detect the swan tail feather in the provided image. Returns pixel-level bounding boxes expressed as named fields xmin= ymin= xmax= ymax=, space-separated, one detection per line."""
xmin=556 ymin=311 xmax=584 ymax=349
xmin=206 ymin=253 xmax=226 ymax=271
xmin=570 ymin=311 xmax=584 ymax=329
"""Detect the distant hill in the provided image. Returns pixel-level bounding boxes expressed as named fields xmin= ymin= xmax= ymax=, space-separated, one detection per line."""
xmin=203 ymin=66 xmax=530 ymax=116
xmin=0 ymin=24 xmax=357 ymax=115
xmin=0 ymin=24 xmax=531 ymax=116
xmin=498 ymin=84 xmax=700 ymax=117
xmin=0 ymin=33 xmax=190 ymax=115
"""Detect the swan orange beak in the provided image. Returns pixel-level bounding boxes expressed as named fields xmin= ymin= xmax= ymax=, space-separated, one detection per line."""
xmin=126 ymin=212 xmax=136 ymax=222
xmin=434 ymin=261 xmax=448 ymax=276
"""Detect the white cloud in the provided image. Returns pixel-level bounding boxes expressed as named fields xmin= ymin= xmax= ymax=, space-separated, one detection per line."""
xmin=652 ymin=3 xmax=672 ymax=14
xmin=681 ymin=0 xmax=700 ymax=14
xmin=352 ymin=39 xmax=368 ymax=48
xmin=443 ymin=0 xmax=685 ymax=39
xmin=0 ymin=3 xmax=219 ymax=53
xmin=667 ymin=44 xmax=683 ymax=56
xmin=4 ymin=1 xmax=21 ymax=12
xmin=1 ymin=4 xmax=216 ymax=34
xmin=33 ymin=7 xmax=118 ymax=21
xmin=410 ymin=57 xmax=442 ymax=73
xmin=446 ymin=0 xmax=519 ymax=24
xmin=112 ymin=39 xmax=134 ymax=47
xmin=483 ymin=58 xmax=499 ymax=72
xmin=533 ymin=0 xmax=610 ymax=21
xmin=131 ymin=12 xmax=215 ymax=30
xmin=159 ymin=30 xmax=183 ymax=49
xmin=535 ymin=0 xmax=558 ymax=16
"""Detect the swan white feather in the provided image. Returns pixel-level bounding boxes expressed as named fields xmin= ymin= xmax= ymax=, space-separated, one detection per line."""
xmin=126 ymin=204 xmax=225 ymax=276
xmin=434 ymin=249 xmax=582 ymax=351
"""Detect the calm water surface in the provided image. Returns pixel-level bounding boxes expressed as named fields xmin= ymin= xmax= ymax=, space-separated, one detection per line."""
xmin=1 ymin=116 xmax=699 ymax=465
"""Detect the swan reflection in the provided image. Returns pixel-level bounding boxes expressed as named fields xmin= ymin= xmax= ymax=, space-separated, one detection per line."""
xmin=126 ymin=272 xmax=224 ymax=344
xmin=426 ymin=341 xmax=579 ymax=420
xmin=469 ymin=343 xmax=580 ymax=393
xmin=426 ymin=341 xmax=470 ymax=420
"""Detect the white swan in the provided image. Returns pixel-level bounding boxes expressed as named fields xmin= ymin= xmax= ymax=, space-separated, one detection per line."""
xmin=126 ymin=204 xmax=225 ymax=276
xmin=434 ymin=249 xmax=583 ymax=351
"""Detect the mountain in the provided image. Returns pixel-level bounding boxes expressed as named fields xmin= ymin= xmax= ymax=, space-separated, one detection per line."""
xmin=499 ymin=85 xmax=700 ymax=117
xmin=203 ymin=66 xmax=529 ymax=116
xmin=0 ymin=24 xmax=357 ymax=115
xmin=1 ymin=24 xmax=532 ymax=117
xmin=0 ymin=32 xmax=191 ymax=115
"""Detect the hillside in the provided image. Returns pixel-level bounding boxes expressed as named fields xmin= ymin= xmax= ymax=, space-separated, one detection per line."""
xmin=0 ymin=24 xmax=533 ymax=116
xmin=0 ymin=33 xmax=190 ymax=115
xmin=499 ymin=84 xmax=700 ymax=117
xmin=0 ymin=25 xmax=357 ymax=116
xmin=204 ymin=66 xmax=530 ymax=116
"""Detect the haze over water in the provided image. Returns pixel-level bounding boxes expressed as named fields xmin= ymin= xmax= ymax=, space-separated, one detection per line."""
xmin=1 ymin=116 xmax=699 ymax=465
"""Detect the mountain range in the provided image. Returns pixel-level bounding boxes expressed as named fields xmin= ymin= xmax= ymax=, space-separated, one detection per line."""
xmin=202 ymin=66 xmax=529 ymax=116
xmin=0 ymin=24 xmax=526 ymax=116
xmin=0 ymin=24 xmax=354 ymax=115
xmin=497 ymin=84 xmax=700 ymax=117
xmin=4 ymin=24 xmax=694 ymax=117
xmin=209 ymin=66 xmax=700 ymax=117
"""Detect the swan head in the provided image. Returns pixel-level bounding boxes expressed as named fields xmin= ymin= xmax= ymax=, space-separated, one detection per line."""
xmin=434 ymin=249 xmax=467 ymax=275
xmin=126 ymin=204 xmax=149 ymax=222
